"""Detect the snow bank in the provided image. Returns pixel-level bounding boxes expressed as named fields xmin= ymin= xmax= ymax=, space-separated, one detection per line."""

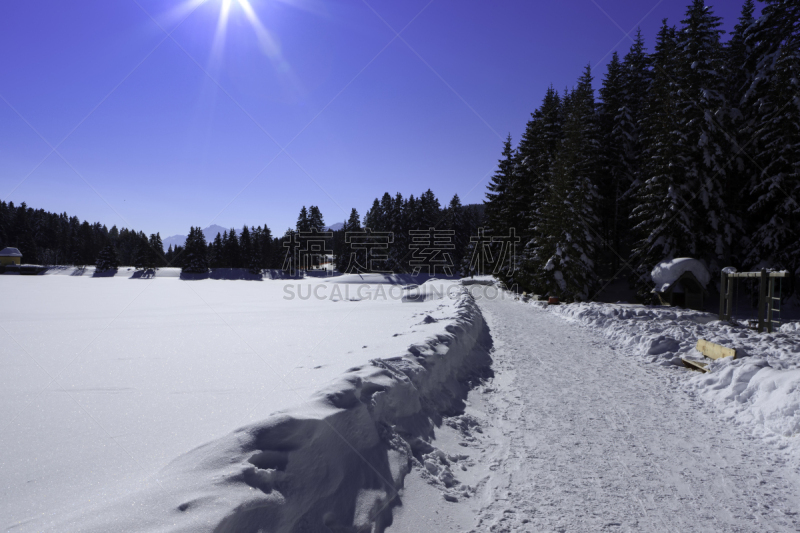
xmin=40 ymin=266 xmax=184 ymax=277
xmin=328 ymin=273 xmax=454 ymax=285
xmin=651 ymin=257 xmax=711 ymax=292
xmin=460 ymin=275 xmax=498 ymax=286
xmin=55 ymin=286 xmax=490 ymax=533
xmin=543 ymin=302 xmax=800 ymax=452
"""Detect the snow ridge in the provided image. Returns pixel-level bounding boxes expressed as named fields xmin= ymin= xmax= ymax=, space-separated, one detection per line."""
xmin=63 ymin=286 xmax=491 ymax=533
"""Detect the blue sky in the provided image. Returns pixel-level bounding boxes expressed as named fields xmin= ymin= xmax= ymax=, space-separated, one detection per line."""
xmin=0 ymin=0 xmax=757 ymax=237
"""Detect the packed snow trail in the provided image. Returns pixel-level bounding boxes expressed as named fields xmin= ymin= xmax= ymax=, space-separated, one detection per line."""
xmin=391 ymin=292 xmax=800 ymax=532
xmin=475 ymin=295 xmax=800 ymax=532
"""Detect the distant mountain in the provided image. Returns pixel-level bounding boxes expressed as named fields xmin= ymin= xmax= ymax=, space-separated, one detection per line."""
xmin=324 ymin=222 xmax=344 ymax=231
xmin=162 ymin=224 xmax=228 ymax=251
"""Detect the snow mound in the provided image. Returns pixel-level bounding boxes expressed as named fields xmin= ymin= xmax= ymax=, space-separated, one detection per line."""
xmin=58 ymin=287 xmax=491 ymax=533
xmin=328 ymin=273 xmax=452 ymax=285
xmin=544 ymin=301 xmax=800 ymax=454
xmin=402 ymin=280 xmax=458 ymax=302
xmin=460 ymin=275 xmax=498 ymax=286
xmin=651 ymin=257 xmax=711 ymax=292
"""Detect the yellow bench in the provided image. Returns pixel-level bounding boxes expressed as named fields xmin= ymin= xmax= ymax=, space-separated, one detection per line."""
xmin=682 ymin=339 xmax=736 ymax=373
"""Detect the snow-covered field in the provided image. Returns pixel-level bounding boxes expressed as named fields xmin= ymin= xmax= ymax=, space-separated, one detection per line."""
xmin=0 ymin=269 xmax=488 ymax=532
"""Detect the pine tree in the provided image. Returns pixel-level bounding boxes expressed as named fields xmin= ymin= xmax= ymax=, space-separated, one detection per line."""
xmin=404 ymin=195 xmax=421 ymax=241
xmin=391 ymin=193 xmax=407 ymax=271
xmin=418 ymin=189 xmax=441 ymax=230
xmin=133 ymin=233 xmax=150 ymax=270
xmin=259 ymin=224 xmax=274 ymax=270
xmin=485 ymin=135 xmax=517 ymax=245
xmin=308 ymin=206 xmax=325 ymax=232
xmin=148 ymin=233 xmax=164 ymax=268
xmin=725 ymin=0 xmax=758 ymax=249
xmin=597 ymin=52 xmax=628 ymax=276
xmin=95 ymin=244 xmax=119 ymax=272
xmin=363 ymin=198 xmax=383 ymax=231
xmin=210 ymin=232 xmax=223 ymax=268
xmin=248 ymin=227 xmax=262 ymax=275
xmin=517 ymin=89 xmax=564 ymax=284
xmin=528 ymin=66 xmax=601 ymax=301
xmin=336 ymin=208 xmax=363 ymax=272
xmin=377 ymin=193 xmax=403 ymax=270
xmin=741 ymin=0 xmax=800 ymax=276
xmin=225 ymin=228 xmax=241 ymax=268
xmin=673 ymin=0 xmax=738 ymax=273
xmin=240 ymin=225 xmax=252 ymax=270
xmin=297 ymin=206 xmax=311 ymax=233
xmin=631 ymin=21 xmax=694 ymax=299
xmin=517 ymin=87 xmax=563 ymax=271
xmin=182 ymin=226 xmax=209 ymax=273
xmin=445 ymin=194 xmax=467 ymax=271
xmin=612 ymin=30 xmax=653 ymax=270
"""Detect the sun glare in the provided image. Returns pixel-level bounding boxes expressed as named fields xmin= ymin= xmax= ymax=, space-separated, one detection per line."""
xmin=209 ymin=0 xmax=284 ymax=61
xmin=206 ymin=0 xmax=302 ymax=93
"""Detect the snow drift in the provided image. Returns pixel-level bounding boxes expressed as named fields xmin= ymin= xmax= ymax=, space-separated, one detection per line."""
xmin=56 ymin=285 xmax=491 ymax=533
xmin=650 ymin=257 xmax=711 ymax=292
xmin=541 ymin=301 xmax=800 ymax=452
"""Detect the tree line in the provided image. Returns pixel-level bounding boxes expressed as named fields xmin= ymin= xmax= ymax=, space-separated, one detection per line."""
xmin=0 ymin=194 xmax=485 ymax=275
xmin=175 ymin=225 xmax=279 ymax=274
xmin=484 ymin=0 xmax=799 ymax=301
xmin=335 ymin=191 xmax=483 ymax=274
xmin=183 ymin=195 xmax=483 ymax=276
xmin=0 ymin=200 xmax=157 ymax=267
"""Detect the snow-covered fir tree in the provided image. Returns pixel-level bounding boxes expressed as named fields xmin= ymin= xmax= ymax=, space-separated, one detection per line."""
xmin=527 ymin=66 xmax=601 ymax=301
xmin=484 ymin=135 xmax=517 ymax=243
xmin=597 ymin=51 xmax=628 ymax=276
xmin=675 ymin=0 xmax=737 ymax=270
xmin=741 ymin=0 xmax=800 ymax=279
xmin=619 ymin=29 xmax=652 ymax=193
xmin=517 ymin=87 xmax=563 ymax=280
xmin=630 ymin=21 xmax=693 ymax=299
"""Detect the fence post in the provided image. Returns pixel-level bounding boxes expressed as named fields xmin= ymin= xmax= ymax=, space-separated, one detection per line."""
xmin=767 ymin=276 xmax=775 ymax=333
xmin=726 ymin=273 xmax=734 ymax=320
xmin=719 ymin=271 xmax=727 ymax=321
xmin=757 ymin=268 xmax=768 ymax=333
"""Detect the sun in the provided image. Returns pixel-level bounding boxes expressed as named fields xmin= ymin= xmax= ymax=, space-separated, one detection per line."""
xmin=212 ymin=0 xmax=280 ymax=59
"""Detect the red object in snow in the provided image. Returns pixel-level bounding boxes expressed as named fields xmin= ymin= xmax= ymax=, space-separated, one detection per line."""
xmin=548 ymin=297 xmax=560 ymax=305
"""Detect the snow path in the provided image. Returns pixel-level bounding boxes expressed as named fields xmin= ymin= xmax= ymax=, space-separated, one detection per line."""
xmin=472 ymin=296 xmax=800 ymax=532
xmin=392 ymin=292 xmax=800 ymax=532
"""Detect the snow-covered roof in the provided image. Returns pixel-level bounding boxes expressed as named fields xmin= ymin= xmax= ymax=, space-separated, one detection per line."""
xmin=0 ymin=247 xmax=22 ymax=257
xmin=651 ymin=257 xmax=710 ymax=293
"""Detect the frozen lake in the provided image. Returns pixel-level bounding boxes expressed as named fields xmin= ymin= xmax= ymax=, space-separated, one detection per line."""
xmin=0 ymin=270 xmax=460 ymax=530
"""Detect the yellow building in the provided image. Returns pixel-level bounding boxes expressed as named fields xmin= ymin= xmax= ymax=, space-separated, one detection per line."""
xmin=0 ymin=247 xmax=22 ymax=266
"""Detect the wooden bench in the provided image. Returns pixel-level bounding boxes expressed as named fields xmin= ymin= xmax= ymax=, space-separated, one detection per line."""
xmin=682 ymin=339 xmax=736 ymax=373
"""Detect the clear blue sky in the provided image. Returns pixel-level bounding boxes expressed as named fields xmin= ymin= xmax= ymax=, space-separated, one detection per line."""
xmin=0 ymin=0 xmax=756 ymax=237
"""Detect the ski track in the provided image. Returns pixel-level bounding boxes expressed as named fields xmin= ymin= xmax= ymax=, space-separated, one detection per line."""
xmin=464 ymin=294 xmax=800 ymax=532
